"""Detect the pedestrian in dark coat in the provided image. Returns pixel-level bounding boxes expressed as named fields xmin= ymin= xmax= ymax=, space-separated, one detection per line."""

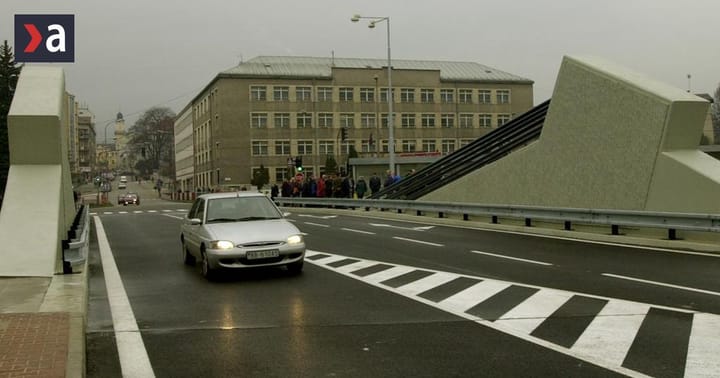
xmin=355 ymin=177 xmax=368 ymax=198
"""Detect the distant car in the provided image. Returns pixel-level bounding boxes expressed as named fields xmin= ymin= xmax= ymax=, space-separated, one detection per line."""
xmin=180 ymin=192 xmax=305 ymax=280
xmin=118 ymin=182 xmax=127 ymax=190
xmin=118 ymin=192 xmax=140 ymax=206
xmin=119 ymin=175 xmax=128 ymax=183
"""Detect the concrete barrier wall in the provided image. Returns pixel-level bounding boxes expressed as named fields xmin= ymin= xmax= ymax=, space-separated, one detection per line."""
xmin=0 ymin=66 xmax=72 ymax=276
xmin=422 ymin=55 xmax=720 ymax=214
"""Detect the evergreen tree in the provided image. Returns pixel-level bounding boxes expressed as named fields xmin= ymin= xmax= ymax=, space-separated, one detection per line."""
xmin=0 ymin=40 xmax=22 ymax=205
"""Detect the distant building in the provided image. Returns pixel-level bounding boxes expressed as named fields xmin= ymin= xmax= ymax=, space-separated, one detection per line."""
xmin=177 ymin=56 xmax=534 ymax=189
xmin=174 ymin=103 xmax=194 ymax=192
xmin=77 ymin=107 xmax=96 ymax=182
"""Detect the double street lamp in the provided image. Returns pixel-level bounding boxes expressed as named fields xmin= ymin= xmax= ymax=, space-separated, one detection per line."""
xmin=351 ymin=14 xmax=395 ymax=174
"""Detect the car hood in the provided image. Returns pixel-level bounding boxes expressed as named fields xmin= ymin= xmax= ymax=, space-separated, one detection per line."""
xmin=203 ymin=219 xmax=301 ymax=244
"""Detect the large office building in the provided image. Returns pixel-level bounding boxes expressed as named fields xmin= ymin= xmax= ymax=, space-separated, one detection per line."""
xmin=176 ymin=56 xmax=534 ymax=191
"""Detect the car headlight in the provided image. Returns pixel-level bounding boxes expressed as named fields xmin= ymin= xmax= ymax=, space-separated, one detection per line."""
xmin=209 ymin=240 xmax=235 ymax=250
xmin=287 ymin=235 xmax=303 ymax=245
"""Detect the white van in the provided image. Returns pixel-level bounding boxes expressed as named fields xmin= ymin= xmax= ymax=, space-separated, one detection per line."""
xmin=120 ymin=175 xmax=128 ymax=183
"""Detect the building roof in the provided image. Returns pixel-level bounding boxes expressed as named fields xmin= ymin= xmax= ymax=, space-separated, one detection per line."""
xmin=220 ymin=56 xmax=533 ymax=84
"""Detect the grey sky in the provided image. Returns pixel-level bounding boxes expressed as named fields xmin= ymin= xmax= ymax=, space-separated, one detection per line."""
xmin=3 ymin=0 xmax=719 ymax=142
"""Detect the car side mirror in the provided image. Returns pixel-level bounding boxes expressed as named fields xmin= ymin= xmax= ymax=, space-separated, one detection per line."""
xmin=283 ymin=212 xmax=291 ymax=217
xmin=189 ymin=218 xmax=202 ymax=225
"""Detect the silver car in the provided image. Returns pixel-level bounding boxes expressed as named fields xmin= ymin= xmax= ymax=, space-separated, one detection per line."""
xmin=180 ymin=192 xmax=305 ymax=279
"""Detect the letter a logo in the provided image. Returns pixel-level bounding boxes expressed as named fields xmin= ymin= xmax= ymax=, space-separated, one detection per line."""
xmin=14 ymin=14 xmax=74 ymax=63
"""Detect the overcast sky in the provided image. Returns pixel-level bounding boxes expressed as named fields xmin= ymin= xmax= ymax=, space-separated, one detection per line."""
xmin=2 ymin=0 xmax=719 ymax=142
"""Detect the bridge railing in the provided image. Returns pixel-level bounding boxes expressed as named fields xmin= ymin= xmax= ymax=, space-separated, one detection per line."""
xmin=274 ymin=197 xmax=720 ymax=241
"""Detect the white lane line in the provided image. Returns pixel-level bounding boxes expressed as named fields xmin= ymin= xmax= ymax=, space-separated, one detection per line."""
xmin=147 ymin=210 xmax=157 ymax=213
xmin=304 ymin=222 xmax=329 ymax=228
xmin=341 ymin=228 xmax=376 ymax=235
xmin=438 ymin=280 xmax=510 ymax=313
xmin=570 ymin=300 xmax=650 ymax=366
xmin=393 ymin=236 xmax=443 ymax=247
xmin=685 ymin=313 xmax=720 ymax=377
xmin=470 ymin=250 xmax=553 ymax=266
xmin=93 ymin=216 xmax=155 ymax=378
xmin=602 ymin=273 xmax=720 ymax=297
xmin=396 ymin=272 xmax=457 ymax=296
xmin=335 ymin=260 xmax=380 ymax=274
xmin=163 ymin=214 xmax=184 ymax=220
xmin=118 ymin=211 xmax=128 ymax=214
xmin=363 ymin=265 xmax=416 ymax=284
xmin=494 ymin=289 xmax=574 ymax=334
xmin=133 ymin=211 xmax=143 ymax=214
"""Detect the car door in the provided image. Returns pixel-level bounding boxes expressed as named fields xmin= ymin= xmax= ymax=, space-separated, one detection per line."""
xmin=183 ymin=198 xmax=205 ymax=256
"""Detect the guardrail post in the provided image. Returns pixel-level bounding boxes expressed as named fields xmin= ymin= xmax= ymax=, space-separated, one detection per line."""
xmin=492 ymin=215 xmax=498 ymax=224
xmin=397 ymin=209 xmax=402 ymax=214
xmin=463 ymin=214 xmax=469 ymax=221
xmin=438 ymin=212 xmax=444 ymax=218
xmin=416 ymin=210 xmax=422 ymax=216
xmin=525 ymin=218 xmax=532 ymax=227
xmin=668 ymin=228 xmax=677 ymax=240
xmin=611 ymin=225 xmax=619 ymax=235
xmin=564 ymin=221 xmax=572 ymax=231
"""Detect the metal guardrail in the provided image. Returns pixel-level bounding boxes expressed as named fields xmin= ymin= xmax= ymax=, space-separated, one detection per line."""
xmin=274 ymin=197 xmax=720 ymax=239
xmin=63 ymin=205 xmax=90 ymax=273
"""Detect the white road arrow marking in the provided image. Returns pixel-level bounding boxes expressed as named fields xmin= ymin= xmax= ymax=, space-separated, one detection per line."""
xmin=298 ymin=214 xmax=338 ymax=219
xmin=368 ymin=223 xmax=435 ymax=231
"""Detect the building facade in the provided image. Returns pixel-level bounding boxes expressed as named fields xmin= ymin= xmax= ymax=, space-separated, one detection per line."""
xmin=180 ymin=56 xmax=534 ymax=189
xmin=174 ymin=103 xmax=194 ymax=192
xmin=77 ymin=107 xmax=96 ymax=182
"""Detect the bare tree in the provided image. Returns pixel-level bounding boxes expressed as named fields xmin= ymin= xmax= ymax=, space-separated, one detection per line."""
xmin=127 ymin=106 xmax=175 ymax=178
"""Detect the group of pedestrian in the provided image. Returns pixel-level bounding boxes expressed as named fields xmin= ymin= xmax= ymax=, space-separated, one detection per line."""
xmin=270 ymin=171 xmax=395 ymax=200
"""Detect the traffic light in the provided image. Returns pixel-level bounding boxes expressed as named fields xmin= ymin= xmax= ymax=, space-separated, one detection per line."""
xmin=341 ymin=127 xmax=348 ymax=141
xmin=294 ymin=157 xmax=303 ymax=172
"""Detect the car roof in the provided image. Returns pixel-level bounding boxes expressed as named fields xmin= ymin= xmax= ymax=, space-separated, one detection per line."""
xmin=198 ymin=192 xmax=266 ymax=200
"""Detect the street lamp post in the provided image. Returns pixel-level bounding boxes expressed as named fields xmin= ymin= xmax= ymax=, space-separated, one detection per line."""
xmin=351 ymin=14 xmax=395 ymax=174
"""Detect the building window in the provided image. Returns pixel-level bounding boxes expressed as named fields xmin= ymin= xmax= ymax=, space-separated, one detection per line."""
xmin=276 ymin=168 xmax=289 ymax=182
xmin=420 ymin=89 xmax=434 ymax=103
xmin=479 ymin=114 xmax=492 ymax=128
xmin=360 ymin=88 xmax=375 ymax=103
xmin=498 ymin=113 xmax=512 ymax=126
xmin=360 ymin=113 xmax=376 ymax=128
xmin=400 ymin=88 xmax=415 ymax=103
xmin=440 ymin=89 xmax=454 ymax=103
xmin=273 ymin=86 xmax=289 ymax=101
xmin=251 ymin=113 xmax=268 ymax=128
xmin=297 ymin=140 xmax=313 ymax=155
xmin=497 ymin=89 xmax=511 ymax=104
xmin=296 ymin=87 xmax=311 ymax=101
xmin=381 ymin=140 xmax=390 ymax=153
xmin=339 ymin=87 xmax=354 ymax=102
xmin=297 ymin=113 xmax=312 ymax=128
xmin=340 ymin=113 xmax=354 ymax=128
xmin=380 ymin=88 xmax=394 ymax=103
xmin=401 ymin=114 xmax=416 ymax=128
xmin=250 ymin=86 xmax=266 ymax=101
xmin=341 ymin=141 xmax=353 ymax=154
xmin=441 ymin=114 xmax=455 ymax=128
xmin=459 ymin=114 xmax=473 ymax=128
xmin=381 ymin=113 xmax=389 ymax=128
xmin=252 ymin=141 xmax=269 ymax=156
xmin=459 ymin=89 xmax=473 ymax=104
xmin=275 ymin=140 xmax=290 ymax=155
xmin=361 ymin=139 xmax=373 ymax=153
xmin=318 ymin=113 xmax=333 ymax=128
xmin=479 ymin=90 xmax=491 ymax=104
xmin=441 ymin=139 xmax=456 ymax=154
xmin=318 ymin=140 xmax=334 ymax=155
xmin=274 ymin=113 xmax=290 ymax=129
xmin=422 ymin=139 xmax=436 ymax=153
xmin=317 ymin=87 xmax=332 ymax=102
xmin=401 ymin=139 xmax=416 ymax=153
xmin=421 ymin=114 xmax=435 ymax=128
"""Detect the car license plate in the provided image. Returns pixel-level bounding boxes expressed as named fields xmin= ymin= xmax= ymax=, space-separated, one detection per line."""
xmin=246 ymin=249 xmax=280 ymax=260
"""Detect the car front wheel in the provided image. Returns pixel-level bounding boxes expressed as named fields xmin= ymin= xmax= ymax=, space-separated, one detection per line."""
xmin=201 ymin=249 xmax=217 ymax=280
xmin=287 ymin=259 xmax=304 ymax=274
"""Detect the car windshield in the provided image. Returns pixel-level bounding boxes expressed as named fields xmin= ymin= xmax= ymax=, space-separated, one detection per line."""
xmin=205 ymin=197 xmax=282 ymax=223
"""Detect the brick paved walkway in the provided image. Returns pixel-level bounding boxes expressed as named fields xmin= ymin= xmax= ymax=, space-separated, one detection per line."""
xmin=0 ymin=313 xmax=69 ymax=378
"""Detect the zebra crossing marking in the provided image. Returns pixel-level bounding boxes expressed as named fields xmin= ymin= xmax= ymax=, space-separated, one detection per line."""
xmin=305 ymin=250 xmax=720 ymax=378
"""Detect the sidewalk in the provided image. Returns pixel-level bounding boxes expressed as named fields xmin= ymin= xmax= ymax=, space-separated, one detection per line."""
xmin=0 ymin=266 xmax=88 ymax=377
